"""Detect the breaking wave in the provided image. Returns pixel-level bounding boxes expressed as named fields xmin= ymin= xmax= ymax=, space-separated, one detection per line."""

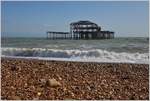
xmin=1 ymin=47 xmax=149 ymax=64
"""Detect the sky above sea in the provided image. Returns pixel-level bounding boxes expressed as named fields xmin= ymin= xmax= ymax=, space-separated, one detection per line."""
xmin=1 ymin=1 xmax=149 ymax=37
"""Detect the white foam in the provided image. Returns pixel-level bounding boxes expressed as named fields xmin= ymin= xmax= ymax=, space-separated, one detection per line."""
xmin=1 ymin=47 xmax=149 ymax=64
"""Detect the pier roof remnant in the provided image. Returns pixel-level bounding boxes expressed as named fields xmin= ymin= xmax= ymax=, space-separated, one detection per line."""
xmin=70 ymin=20 xmax=98 ymax=26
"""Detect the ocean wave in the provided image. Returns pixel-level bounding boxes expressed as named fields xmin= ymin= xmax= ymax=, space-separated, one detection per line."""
xmin=1 ymin=47 xmax=149 ymax=64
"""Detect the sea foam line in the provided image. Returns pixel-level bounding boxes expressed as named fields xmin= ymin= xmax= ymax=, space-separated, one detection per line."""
xmin=1 ymin=47 xmax=149 ymax=64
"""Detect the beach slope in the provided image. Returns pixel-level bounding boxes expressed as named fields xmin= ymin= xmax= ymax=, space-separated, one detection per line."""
xmin=1 ymin=58 xmax=149 ymax=100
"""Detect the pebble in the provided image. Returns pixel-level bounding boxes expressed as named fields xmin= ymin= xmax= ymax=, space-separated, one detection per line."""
xmin=37 ymin=92 xmax=42 ymax=96
xmin=24 ymin=83 xmax=28 ymax=87
xmin=33 ymin=97 xmax=39 ymax=100
xmin=87 ymin=86 xmax=91 ymax=91
xmin=39 ymin=79 xmax=46 ymax=83
xmin=47 ymin=78 xmax=61 ymax=87
xmin=11 ymin=95 xmax=21 ymax=100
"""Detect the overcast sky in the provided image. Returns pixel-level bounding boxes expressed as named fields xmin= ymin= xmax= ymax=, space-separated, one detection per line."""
xmin=1 ymin=1 xmax=149 ymax=37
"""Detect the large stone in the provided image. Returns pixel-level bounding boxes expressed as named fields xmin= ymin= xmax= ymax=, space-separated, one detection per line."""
xmin=47 ymin=78 xmax=61 ymax=87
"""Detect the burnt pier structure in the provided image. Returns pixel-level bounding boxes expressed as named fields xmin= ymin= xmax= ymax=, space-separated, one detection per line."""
xmin=47 ymin=20 xmax=114 ymax=39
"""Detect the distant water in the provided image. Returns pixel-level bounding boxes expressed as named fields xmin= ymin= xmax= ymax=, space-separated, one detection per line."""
xmin=1 ymin=37 xmax=149 ymax=64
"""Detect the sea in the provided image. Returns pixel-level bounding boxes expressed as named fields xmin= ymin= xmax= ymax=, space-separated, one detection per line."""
xmin=1 ymin=37 xmax=149 ymax=64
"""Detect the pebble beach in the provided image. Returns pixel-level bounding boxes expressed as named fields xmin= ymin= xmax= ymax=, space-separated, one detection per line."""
xmin=1 ymin=57 xmax=149 ymax=100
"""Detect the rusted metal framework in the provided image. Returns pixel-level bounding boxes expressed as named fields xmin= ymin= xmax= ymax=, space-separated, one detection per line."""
xmin=47 ymin=20 xmax=114 ymax=39
xmin=97 ymin=31 xmax=114 ymax=39
xmin=46 ymin=31 xmax=70 ymax=39
xmin=70 ymin=21 xmax=114 ymax=39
